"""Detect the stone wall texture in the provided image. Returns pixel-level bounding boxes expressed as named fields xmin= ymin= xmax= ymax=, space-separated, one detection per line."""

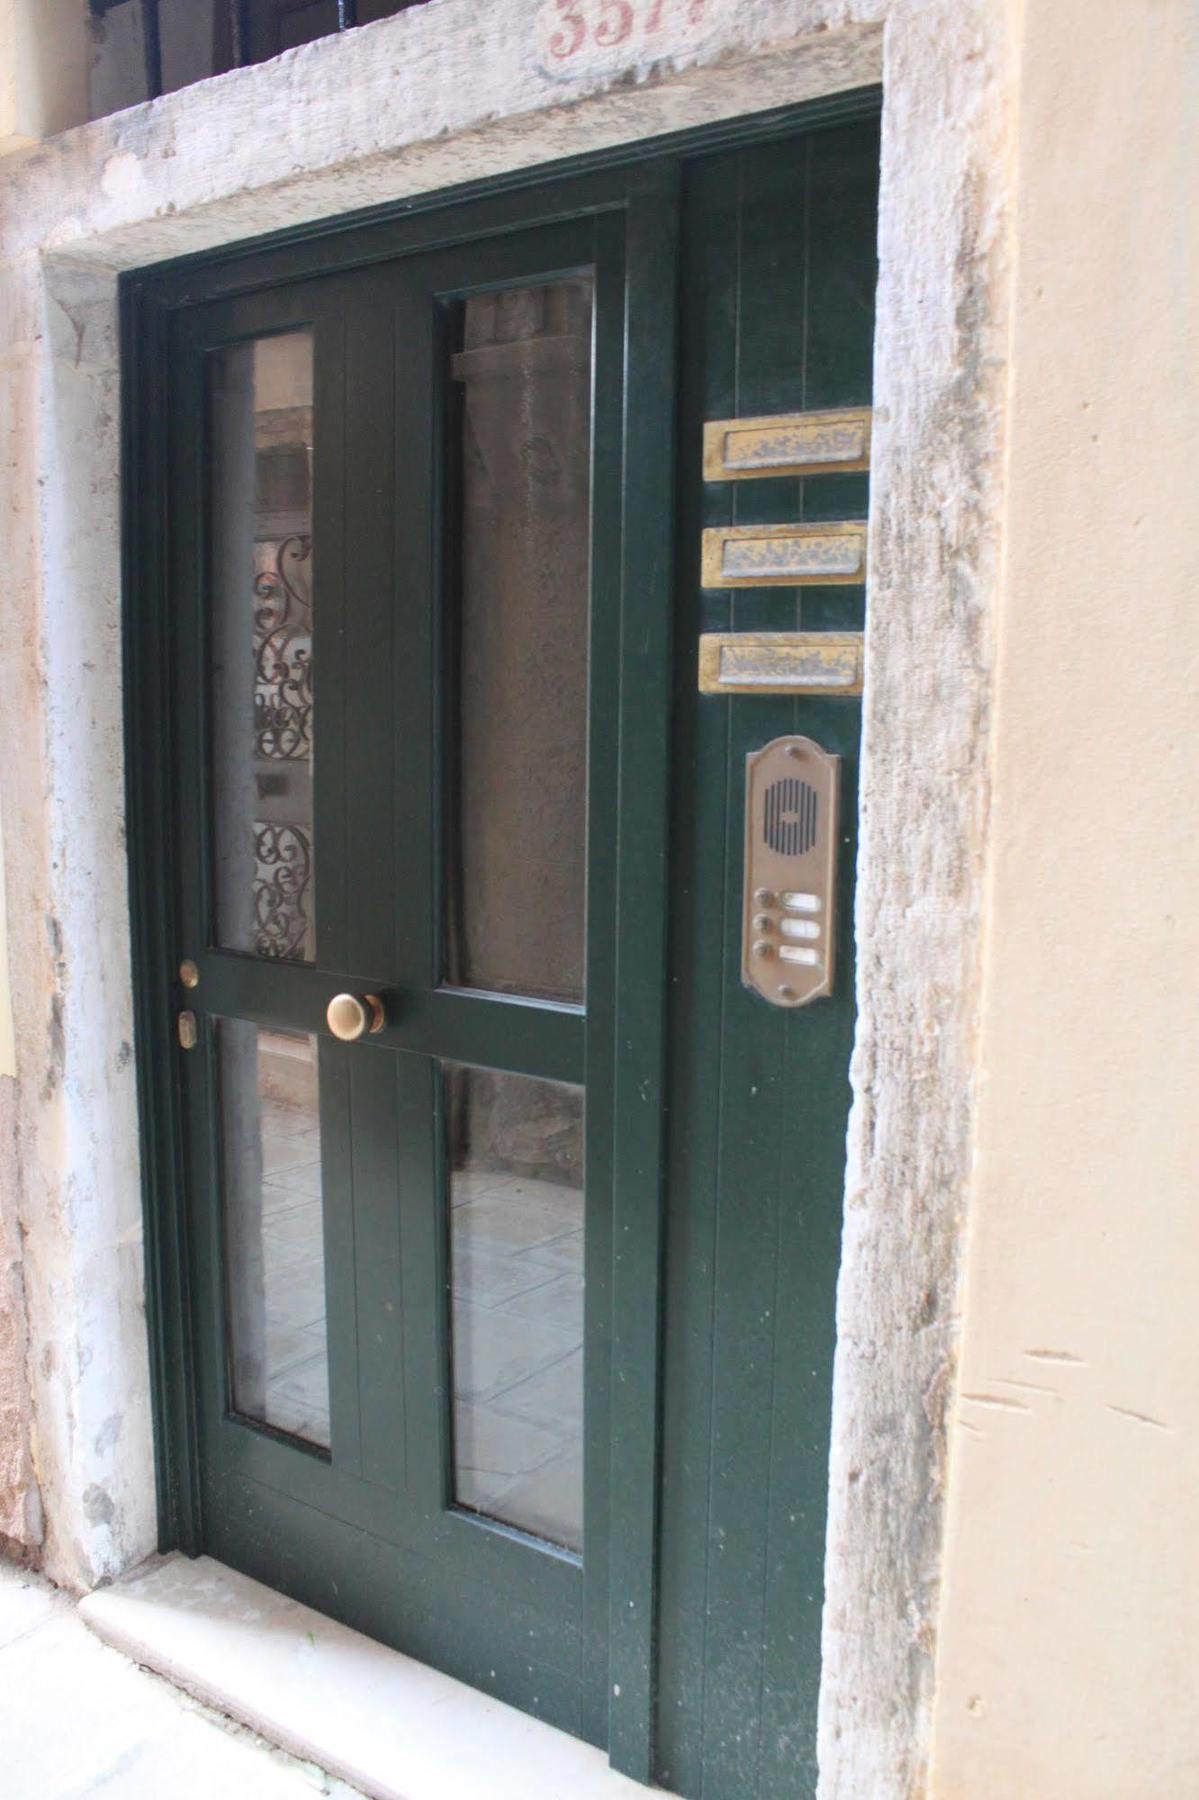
xmin=0 ymin=1075 xmax=41 ymax=1553
xmin=928 ymin=4 xmax=1199 ymax=1795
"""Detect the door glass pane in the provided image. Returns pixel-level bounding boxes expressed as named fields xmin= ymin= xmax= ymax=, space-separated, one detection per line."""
xmin=210 ymin=331 xmax=315 ymax=962
xmin=218 ymin=1019 xmax=330 ymax=1449
xmin=445 ymin=280 xmax=593 ymax=1005
xmin=446 ymin=1063 xmax=584 ymax=1552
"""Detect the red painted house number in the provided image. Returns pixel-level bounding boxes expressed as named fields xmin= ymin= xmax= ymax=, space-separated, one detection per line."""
xmin=546 ymin=0 xmax=707 ymax=62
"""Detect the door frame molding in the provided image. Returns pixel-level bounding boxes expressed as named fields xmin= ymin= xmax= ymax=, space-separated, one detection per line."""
xmin=122 ymin=86 xmax=883 ymax=1780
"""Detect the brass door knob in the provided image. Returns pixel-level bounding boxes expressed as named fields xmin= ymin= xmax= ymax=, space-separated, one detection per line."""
xmin=326 ymin=992 xmax=385 ymax=1041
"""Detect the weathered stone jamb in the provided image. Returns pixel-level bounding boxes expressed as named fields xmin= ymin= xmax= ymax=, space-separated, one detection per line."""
xmin=818 ymin=5 xmax=1016 ymax=1792
xmin=0 ymin=1073 xmax=42 ymax=1552
xmin=0 ymin=3 xmax=1014 ymax=1792
xmin=0 ymin=247 xmax=154 ymax=1587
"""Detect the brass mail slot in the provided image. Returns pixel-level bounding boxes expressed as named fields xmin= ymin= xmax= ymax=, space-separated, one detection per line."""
xmin=704 ymin=407 xmax=872 ymax=481
xmin=701 ymin=521 xmax=867 ymax=588
xmin=699 ymin=633 xmax=864 ymax=697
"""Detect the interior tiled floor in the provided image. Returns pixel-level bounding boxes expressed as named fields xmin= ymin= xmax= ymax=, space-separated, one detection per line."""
xmin=253 ymin=1090 xmax=585 ymax=1552
xmin=450 ymin=1166 xmax=584 ymax=1550
xmin=258 ymin=1090 xmax=332 ymax=1446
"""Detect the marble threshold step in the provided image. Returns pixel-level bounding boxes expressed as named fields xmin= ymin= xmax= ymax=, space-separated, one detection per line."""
xmin=80 ymin=1553 xmax=664 ymax=1800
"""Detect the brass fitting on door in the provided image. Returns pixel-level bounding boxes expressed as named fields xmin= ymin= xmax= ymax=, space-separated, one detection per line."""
xmin=326 ymin=992 xmax=386 ymax=1041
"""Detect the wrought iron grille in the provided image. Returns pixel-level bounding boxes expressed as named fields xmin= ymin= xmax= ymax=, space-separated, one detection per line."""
xmin=254 ymin=535 xmax=313 ymax=766
xmin=252 ymin=822 xmax=313 ymax=959
xmin=251 ymin=532 xmax=314 ymax=961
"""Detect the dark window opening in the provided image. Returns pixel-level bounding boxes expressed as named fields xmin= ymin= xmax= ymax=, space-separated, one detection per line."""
xmin=89 ymin=0 xmax=428 ymax=114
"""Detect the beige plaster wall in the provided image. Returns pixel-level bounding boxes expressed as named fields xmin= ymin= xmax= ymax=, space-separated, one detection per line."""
xmin=929 ymin=2 xmax=1199 ymax=1795
xmin=0 ymin=814 xmax=14 ymax=1081
xmin=0 ymin=0 xmax=88 ymax=155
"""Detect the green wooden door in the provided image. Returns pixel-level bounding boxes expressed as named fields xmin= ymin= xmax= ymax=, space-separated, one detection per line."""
xmin=656 ymin=122 xmax=879 ymax=1799
xmin=134 ymin=109 xmax=877 ymax=1798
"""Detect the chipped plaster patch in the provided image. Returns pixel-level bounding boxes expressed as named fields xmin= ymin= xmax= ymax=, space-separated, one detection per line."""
xmin=99 ymin=151 xmax=144 ymax=205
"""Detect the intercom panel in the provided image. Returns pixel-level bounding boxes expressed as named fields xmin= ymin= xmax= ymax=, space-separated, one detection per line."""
xmin=742 ymin=735 xmax=840 ymax=1007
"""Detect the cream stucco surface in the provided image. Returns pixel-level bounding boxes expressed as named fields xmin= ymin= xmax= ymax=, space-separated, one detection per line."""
xmin=929 ymin=3 xmax=1199 ymax=1795
xmin=0 ymin=0 xmax=87 ymax=155
xmin=0 ymin=814 xmax=14 ymax=1081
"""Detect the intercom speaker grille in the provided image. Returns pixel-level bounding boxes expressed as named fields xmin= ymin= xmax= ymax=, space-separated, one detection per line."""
xmin=764 ymin=778 xmax=818 ymax=858
xmin=743 ymin=736 xmax=840 ymax=1008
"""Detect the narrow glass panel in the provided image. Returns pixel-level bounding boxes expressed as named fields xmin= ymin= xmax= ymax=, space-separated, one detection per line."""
xmin=219 ymin=1019 xmax=330 ymax=1448
xmin=445 ymin=280 xmax=593 ymax=1004
xmin=210 ymin=331 xmax=315 ymax=961
xmin=446 ymin=1063 xmax=584 ymax=1551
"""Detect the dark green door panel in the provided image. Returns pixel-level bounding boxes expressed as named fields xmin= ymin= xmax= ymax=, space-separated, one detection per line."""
xmin=162 ymin=205 xmax=660 ymax=1743
xmin=125 ymin=102 xmax=879 ymax=1797
xmin=656 ymin=121 xmax=879 ymax=1800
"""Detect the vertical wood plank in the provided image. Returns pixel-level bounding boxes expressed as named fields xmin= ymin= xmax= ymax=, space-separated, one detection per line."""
xmin=125 ymin=279 xmax=205 ymax=1551
xmin=654 ymin=145 xmax=739 ymax=1799
xmin=697 ymin=137 xmax=810 ymax=1799
xmin=579 ymin=205 xmax=627 ymax=1748
xmin=312 ymin=281 xmax=362 ymax=1479
xmin=757 ymin=121 xmax=877 ymax=1792
xmin=605 ymin=160 xmax=681 ymax=1783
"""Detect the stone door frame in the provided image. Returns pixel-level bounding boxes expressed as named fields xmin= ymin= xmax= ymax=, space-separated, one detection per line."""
xmin=0 ymin=5 xmax=1013 ymax=1794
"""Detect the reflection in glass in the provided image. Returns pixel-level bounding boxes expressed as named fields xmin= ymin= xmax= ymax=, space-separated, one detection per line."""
xmin=219 ymin=1020 xmax=330 ymax=1448
xmin=210 ymin=331 xmax=315 ymax=962
xmin=446 ymin=1063 xmax=584 ymax=1552
xmin=445 ymin=280 xmax=593 ymax=1005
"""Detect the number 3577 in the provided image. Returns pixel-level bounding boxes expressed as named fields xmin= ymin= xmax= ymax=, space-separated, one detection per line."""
xmin=548 ymin=0 xmax=707 ymax=60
